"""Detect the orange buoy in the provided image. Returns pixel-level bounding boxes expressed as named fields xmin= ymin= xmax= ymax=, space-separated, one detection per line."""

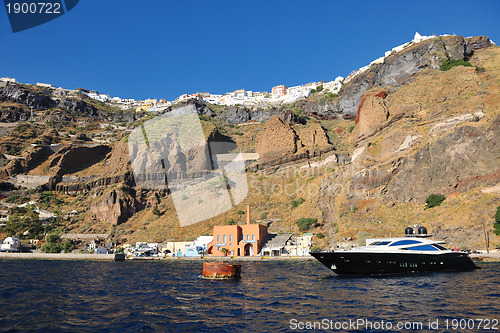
xmin=202 ymin=262 xmax=241 ymax=279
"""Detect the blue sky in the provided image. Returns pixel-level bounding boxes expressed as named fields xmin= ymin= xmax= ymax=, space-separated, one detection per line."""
xmin=1 ymin=0 xmax=499 ymax=101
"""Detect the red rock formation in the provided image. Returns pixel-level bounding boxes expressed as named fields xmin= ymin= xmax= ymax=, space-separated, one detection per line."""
xmin=355 ymin=88 xmax=389 ymax=138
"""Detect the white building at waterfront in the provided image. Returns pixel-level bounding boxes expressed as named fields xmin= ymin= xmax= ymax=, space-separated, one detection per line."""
xmin=1 ymin=237 xmax=21 ymax=252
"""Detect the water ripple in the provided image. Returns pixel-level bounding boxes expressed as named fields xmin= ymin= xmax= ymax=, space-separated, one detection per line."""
xmin=0 ymin=259 xmax=498 ymax=332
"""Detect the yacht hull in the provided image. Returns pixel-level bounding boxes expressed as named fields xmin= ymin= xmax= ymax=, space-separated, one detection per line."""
xmin=310 ymin=251 xmax=478 ymax=275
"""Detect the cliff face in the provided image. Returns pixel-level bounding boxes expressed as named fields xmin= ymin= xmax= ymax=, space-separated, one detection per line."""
xmin=0 ymin=84 xmax=132 ymax=123
xmin=255 ymin=115 xmax=333 ymax=162
xmin=337 ymin=35 xmax=493 ymax=115
xmin=1 ymin=35 xmax=498 ymax=248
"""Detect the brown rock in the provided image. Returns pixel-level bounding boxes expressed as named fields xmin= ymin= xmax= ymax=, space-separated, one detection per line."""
xmin=255 ymin=115 xmax=298 ymax=159
xmin=356 ymin=88 xmax=389 ymax=138
xmin=23 ymin=146 xmax=47 ymax=171
xmin=2 ymin=159 xmax=25 ymax=178
xmin=297 ymin=123 xmax=331 ymax=148
xmin=73 ymin=132 xmax=91 ymax=142
xmin=90 ymin=187 xmax=141 ymax=225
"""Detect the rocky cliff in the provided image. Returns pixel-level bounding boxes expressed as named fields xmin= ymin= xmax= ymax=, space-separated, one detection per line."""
xmin=0 ymin=35 xmax=498 ymax=249
xmin=337 ymin=35 xmax=493 ymax=115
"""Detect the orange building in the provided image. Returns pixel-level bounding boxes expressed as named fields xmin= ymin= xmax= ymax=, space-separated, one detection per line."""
xmin=271 ymin=84 xmax=287 ymax=97
xmin=208 ymin=206 xmax=268 ymax=257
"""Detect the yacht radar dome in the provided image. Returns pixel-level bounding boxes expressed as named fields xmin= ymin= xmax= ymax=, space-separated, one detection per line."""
xmin=404 ymin=227 xmax=414 ymax=236
xmin=418 ymin=226 xmax=428 ymax=236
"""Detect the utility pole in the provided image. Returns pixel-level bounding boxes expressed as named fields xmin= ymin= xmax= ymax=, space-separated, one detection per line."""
xmin=482 ymin=220 xmax=490 ymax=254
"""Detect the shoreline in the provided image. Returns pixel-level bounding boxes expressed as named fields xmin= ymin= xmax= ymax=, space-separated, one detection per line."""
xmin=2 ymin=252 xmax=499 ymax=262
xmin=0 ymin=252 xmax=315 ymax=261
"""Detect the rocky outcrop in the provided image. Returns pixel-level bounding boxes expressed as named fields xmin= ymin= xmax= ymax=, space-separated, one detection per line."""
xmin=89 ymin=187 xmax=142 ymax=225
xmin=23 ymin=146 xmax=49 ymax=171
xmin=386 ymin=120 xmax=500 ymax=201
xmin=1 ymin=159 xmax=24 ymax=178
xmin=73 ymin=132 xmax=91 ymax=142
xmin=290 ymin=98 xmax=338 ymax=119
xmin=280 ymin=109 xmax=307 ymax=125
xmin=297 ymin=123 xmax=330 ymax=148
xmin=0 ymin=84 xmax=55 ymax=110
xmin=255 ymin=115 xmax=298 ymax=159
xmin=58 ymin=98 xmax=97 ymax=116
xmin=355 ymin=88 xmax=389 ymax=138
xmin=0 ymin=145 xmax=51 ymax=178
xmin=218 ymin=107 xmax=251 ymax=123
xmin=464 ymin=36 xmax=492 ymax=59
xmin=47 ymin=145 xmax=112 ymax=189
xmin=255 ymin=115 xmax=332 ymax=162
xmin=337 ymin=35 xmax=492 ymax=115
xmin=0 ymin=106 xmax=30 ymax=122
xmin=350 ymin=117 xmax=500 ymax=203
xmin=216 ymin=105 xmax=283 ymax=124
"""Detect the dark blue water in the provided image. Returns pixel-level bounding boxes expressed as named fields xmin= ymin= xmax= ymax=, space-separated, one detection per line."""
xmin=0 ymin=259 xmax=498 ymax=332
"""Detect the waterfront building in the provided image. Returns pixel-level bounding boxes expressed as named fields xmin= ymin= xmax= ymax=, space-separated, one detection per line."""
xmin=184 ymin=245 xmax=204 ymax=257
xmin=0 ymin=237 xmax=21 ymax=252
xmin=284 ymin=233 xmax=314 ymax=256
xmin=261 ymin=233 xmax=293 ymax=256
xmin=207 ymin=206 xmax=268 ymax=257
xmin=95 ymin=246 xmax=107 ymax=254
xmin=160 ymin=241 xmax=195 ymax=257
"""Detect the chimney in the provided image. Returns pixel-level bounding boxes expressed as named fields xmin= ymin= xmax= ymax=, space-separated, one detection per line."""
xmin=246 ymin=205 xmax=251 ymax=225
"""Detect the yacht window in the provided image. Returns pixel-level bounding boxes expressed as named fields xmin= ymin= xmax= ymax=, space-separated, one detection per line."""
xmin=369 ymin=241 xmax=391 ymax=246
xmin=389 ymin=240 xmax=422 ymax=247
xmin=405 ymin=244 xmax=439 ymax=251
xmin=434 ymin=244 xmax=447 ymax=250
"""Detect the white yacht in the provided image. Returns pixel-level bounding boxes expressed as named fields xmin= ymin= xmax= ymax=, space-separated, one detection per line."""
xmin=310 ymin=227 xmax=478 ymax=275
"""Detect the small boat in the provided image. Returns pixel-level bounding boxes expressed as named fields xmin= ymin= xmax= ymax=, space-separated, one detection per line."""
xmin=310 ymin=227 xmax=478 ymax=275
xmin=114 ymin=253 xmax=126 ymax=261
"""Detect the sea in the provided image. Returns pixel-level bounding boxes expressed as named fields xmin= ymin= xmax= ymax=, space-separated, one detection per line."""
xmin=0 ymin=259 xmax=499 ymax=332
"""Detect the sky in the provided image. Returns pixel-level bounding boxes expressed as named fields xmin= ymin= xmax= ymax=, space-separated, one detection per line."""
xmin=1 ymin=0 xmax=499 ymax=101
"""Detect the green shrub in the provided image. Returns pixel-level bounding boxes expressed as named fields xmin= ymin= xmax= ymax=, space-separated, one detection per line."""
xmin=316 ymin=232 xmax=324 ymax=239
xmin=425 ymin=194 xmax=446 ymax=209
xmin=494 ymin=206 xmax=500 ymax=236
xmin=325 ymin=92 xmax=337 ymax=99
xmin=198 ymin=114 xmax=212 ymax=122
xmin=45 ymin=233 xmax=60 ymax=244
xmin=152 ymin=205 xmax=161 ymax=216
xmin=236 ymin=210 xmax=245 ymax=215
xmin=5 ymin=195 xmax=21 ymax=203
xmin=291 ymin=197 xmax=305 ymax=208
xmin=227 ymin=219 xmax=237 ymax=225
xmin=440 ymin=59 xmax=473 ymax=71
xmin=41 ymin=233 xmax=74 ymax=253
xmin=296 ymin=217 xmax=318 ymax=232
xmin=348 ymin=125 xmax=355 ymax=133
